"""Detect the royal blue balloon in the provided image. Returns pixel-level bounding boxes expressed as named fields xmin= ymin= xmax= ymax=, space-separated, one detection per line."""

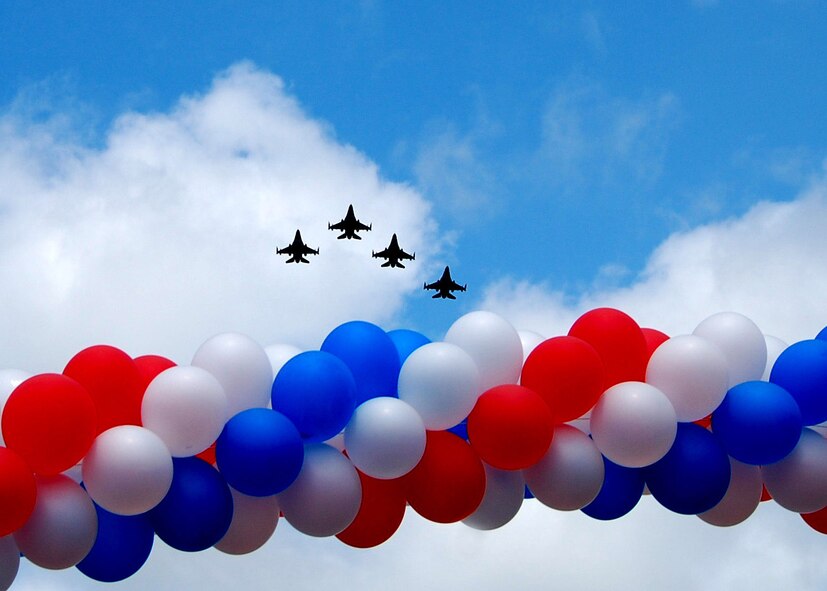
xmin=76 ymin=503 xmax=154 ymax=582
xmin=581 ymin=456 xmax=645 ymax=520
xmin=447 ymin=418 xmax=468 ymax=441
xmin=216 ymin=408 xmax=304 ymax=496
xmin=387 ymin=329 xmax=431 ymax=365
xmin=643 ymin=423 xmax=731 ymax=515
xmin=712 ymin=380 xmax=802 ymax=465
xmin=321 ymin=320 xmax=401 ymax=403
xmin=770 ymin=339 xmax=827 ymax=425
xmin=271 ymin=351 xmax=357 ymax=442
xmin=524 ymin=485 xmax=535 ymax=500
xmin=149 ymin=457 xmax=234 ymax=552
xmin=817 ymin=326 xmax=827 ymax=341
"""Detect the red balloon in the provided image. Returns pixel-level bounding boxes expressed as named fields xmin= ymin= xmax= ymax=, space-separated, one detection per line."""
xmin=2 ymin=374 xmax=97 ymax=475
xmin=569 ymin=308 xmax=647 ymax=386
xmin=761 ymin=484 xmax=772 ymax=502
xmin=336 ymin=470 xmax=406 ymax=548
xmin=467 ymin=384 xmax=553 ymax=470
xmin=133 ymin=354 xmax=177 ymax=392
xmin=402 ymin=430 xmax=485 ymax=524
xmin=641 ymin=328 xmax=670 ymax=363
xmin=0 ymin=446 xmax=37 ymax=536
xmin=520 ymin=336 xmax=605 ymax=423
xmin=63 ymin=345 xmax=143 ymax=432
xmin=196 ymin=441 xmax=217 ymax=465
xmin=802 ymin=506 xmax=827 ymax=534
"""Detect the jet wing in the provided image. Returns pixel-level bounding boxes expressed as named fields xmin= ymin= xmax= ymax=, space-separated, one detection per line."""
xmin=353 ymin=220 xmax=371 ymax=231
xmin=300 ymin=244 xmax=319 ymax=255
xmin=449 ymin=280 xmax=466 ymax=291
xmin=398 ymin=249 xmax=415 ymax=260
xmin=424 ymin=280 xmax=440 ymax=290
xmin=328 ymin=220 xmax=346 ymax=231
xmin=373 ymin=248 xmax=390 ymax=258
xmin=277 ymin=244 xmax=297 ymax=255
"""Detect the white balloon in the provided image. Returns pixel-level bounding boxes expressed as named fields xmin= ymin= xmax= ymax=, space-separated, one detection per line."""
xmin=141 ymin=366 xmax=228 ymax=457
xmin=215 ymin=488 xmax=279 ymax=555
xmin=645 ymin=335 xmax=729 ymax=422
xmin=0 ymin=369 xmax=31 ymax=446
xmin=82 ymin=425 xmax=173 ymax=515
xmin=0 ymin=536 xmax=19 ymax=591
xmin=590 ymin=381 xmax=677 ymax=468
xmin=278 ymin=444 xmax=362 ymax=537
xmin=397 ymin=342 xmax=481 ymax=430
xmin=344 ymin=397 xmax=426 ymax=479
xmin=693 ymin=312 xmax=767 ymax=387
xmin=517 ymin=330 xmax=546 ymax=364
xmin=264 ymin=344 xmax=303 ymax=379
xmin=762 ymin=428 xmax=827 ymax=513
xmin=192 ymin=332 xmax=273 ymax=416
xmin=762 ymin=335 xmax=788 ymax=381
xmin=444 ymin=311 xmax=523 ymax=391
xmin=14 ymin=475 xmax=97 ymax=570
xmin=698 ymin=457 xmax=762 ymax=527
xmin=463 ymin=463 xmax=524 ymax=530
xmin=523 ymin=425 xmax=605 ymax=511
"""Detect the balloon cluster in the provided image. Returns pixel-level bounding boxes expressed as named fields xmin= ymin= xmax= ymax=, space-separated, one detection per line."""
xmin=2 ymin=309 xmax=827 ymax=588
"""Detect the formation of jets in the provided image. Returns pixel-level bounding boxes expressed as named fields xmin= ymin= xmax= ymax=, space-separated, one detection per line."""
xmin=275 ymin=204 xmax=466 ymax=299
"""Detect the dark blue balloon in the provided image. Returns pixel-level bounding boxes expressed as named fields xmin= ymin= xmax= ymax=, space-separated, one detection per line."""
xmin=271 ymin=351 xmax=357 ymax=442
xmin=216 ymin=408 xmax=304 ymax=496
xmin=524 ymin=485 xmax=535 ymax=500
xmin=581 ymin=456 xmax=645 ymax=520
xmin=770 ymin=339 xmax=827 ymax=425
xmin=817 ymin=326 xmax=827 ymax=341
xmin=387 ymin=329 xmax=431 ymax=365
xmin=643 ymin=423 xmax=731 ymax=515
xmin=321 ymin=320 xmax=401 ymax=403
xmin=447 ymin=418 xmax=468 ymax=441
xmin=76 ymin=503 xmax=154 ymax=582
xmin=149 ymin=457 xmax=234 ymax=552
xmin=712 ymin=380 xmax=802 ymax=465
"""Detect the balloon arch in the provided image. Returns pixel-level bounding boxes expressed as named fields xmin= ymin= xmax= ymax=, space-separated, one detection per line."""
xmin=2 ymin=308 xmax=827 ymax=587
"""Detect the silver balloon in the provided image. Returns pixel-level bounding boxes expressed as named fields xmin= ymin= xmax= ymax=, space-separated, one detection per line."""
xmin=215 ymin=488 xmax=279 ymax=555
xmin=762 ymin=335 xmax=788 ymax=381
xmin=698 ymin=457 xmax=762 ymax=526
xmin=762 ymin=428 xmax=827 ymax=513
xmin=0 ymin=536 xmax=19 ymax=591
xmin=264 ymin=344 xmax=303 ymax=381
xmin=693 ymin=312 xmax=767 ymax=387
xmin=462 ymin=463 xmax=524 ymax=530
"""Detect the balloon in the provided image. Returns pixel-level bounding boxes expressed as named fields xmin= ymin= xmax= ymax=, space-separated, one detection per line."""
xmin=770 ymin=339 xmax=827 ymax=425
xmin=645 ymin=335 xmax=730 ymax=422
xmin=214 ymin=487 xmax=279 ymax=555
xmin=397 ymin=342 xmax=481 ymax=430
xmin=141 ymin=366 xmax=228 ymax=457
xmin=521 ymin=336 xmax=605 ymax=423
xmin=569 ymin=308 xmax=647 ymax=386
xmin=75 ymin=503 xmax=154 ymax=582
xmin=641 ymin=328 xmax=669 ymax=362
xmin=344 ymin=397 xmax=426 ymax=479
xmin=643 ymin=423 xmax=731 ymax=515
xmin=581 ymin=456 xmax=645 ymax=521
xmin=336 ymin=470 xmax=407 ymax=548
xmin=462 ymin=463 xmax=524 ymax=530
xmin=590 ymin=381 xmax=677 ymax=468
xmin=215 ymin=408 xmax=304 ymax=496
xmin=148 ymin=457 xmax=233 ymax=552
xmin=402 ymin=430 xmax=486 ymax=524
xmin=0 ymin=447 xmax=36 ymax=536
xmin=761 ymin=428 xmax=827 ymax=513
xmin=192 ymin=333 xmax=273 ymax=416
xmin=2 ymin=373 xmax=97 ymax=475
xmin=711 ymin=380 xmax=802 ymax=465
xmin=444 ymin=311 xmax=523 ymax=391
xmin=387 ymin=329 xmax=431 ymax=365
xmin=81 ymin=425 xmax=173 ymax=515
xmin=63 ymin=345 xmax=143 ymax=433
xmin=14 ymin=475 xmax=97 ymax=569
xmin=196 ymin=442 xmax=217 ymax=466
xmin=264 ymin=344 xmax=302 ymax=379
xmin=517 ymin=330 xmax=546 ymax=363
xmin=271 ymin=351 xmax=357 ymax=442
xmin=448 ymin=418 xmax=469 ymax=441
xmin=0 ymin=536 xmax=19 ymax=591
xmin=467 ymin=384 xmax=553 ymax=470
xmin=698 ymin=457 xmax=762 ymax=527
xmin=278 ymin=444 xmax=362 ymax=537
xmin=0 ymin=369 xmax=31 ymax=446
xmin=133 ymin=355 xmax=176 ymax=392
xmin=761 ymin=335 xmax=788 ymax=381
xmin=693 ymin=312 xmax=767 ymax=386
xmin=818 ymin=326 xmax=827 ymax=341
xmin=321 ymin=321 xmax=401 ymax=403
xmin=522 ymin=424 xmax=604 ymax=511
xmin=802 ymin=505 xmax=827 ymax=534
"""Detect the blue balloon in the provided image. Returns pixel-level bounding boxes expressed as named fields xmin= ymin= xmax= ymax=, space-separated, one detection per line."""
xmin=524 ymin=485 xmax=535 ymax=500
xmin=447 ymin=418 xmax=468 ymax=441
xmin=321 ymin=320 xmax=401 ymax=403
xmin=817 ymin=326 xmax=827 ymax=341
xmin=387 ymin=329 xmax=431 ymax=365
xmin=76 ymin=503 xmax=154 ymax=582
xmin=271 ymin=351 xmax=357 ymax=442
xmin=216 ymin=408 xmax=304 ymax=496
xmin=770 ymin=339 xmax=827 ymax=425
xmin=149 ymin=457 xmax=234 ymax=552
xmin=581 ymin=456 xmax=645 ymax=520
xmin=712 ymin=380 xmax=802 ymax=465
xmin=643 ymin=423 xmax=731 ymax=515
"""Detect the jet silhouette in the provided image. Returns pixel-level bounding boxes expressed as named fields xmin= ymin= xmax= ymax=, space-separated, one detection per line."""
xmin=372 ymin=234 xmax=415 ymax=268
xmin=276 ymin=230 xmax=319 ymax=263
xmin=424 ymin=266 xmax=467 ymax=299
xmin=328 ymin=204 xmax=371 ymax=239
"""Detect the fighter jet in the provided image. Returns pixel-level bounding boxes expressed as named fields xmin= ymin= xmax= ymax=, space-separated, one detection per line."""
xmin=372 ymin=234 xmax=415 ymax=268
xmin=276 ymin=230 xmax=319 ymax=263
xmin=328 ymin=204 xmax=371 ymax=240
xmin=424 ymin=266 xmax=467 ymax=299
